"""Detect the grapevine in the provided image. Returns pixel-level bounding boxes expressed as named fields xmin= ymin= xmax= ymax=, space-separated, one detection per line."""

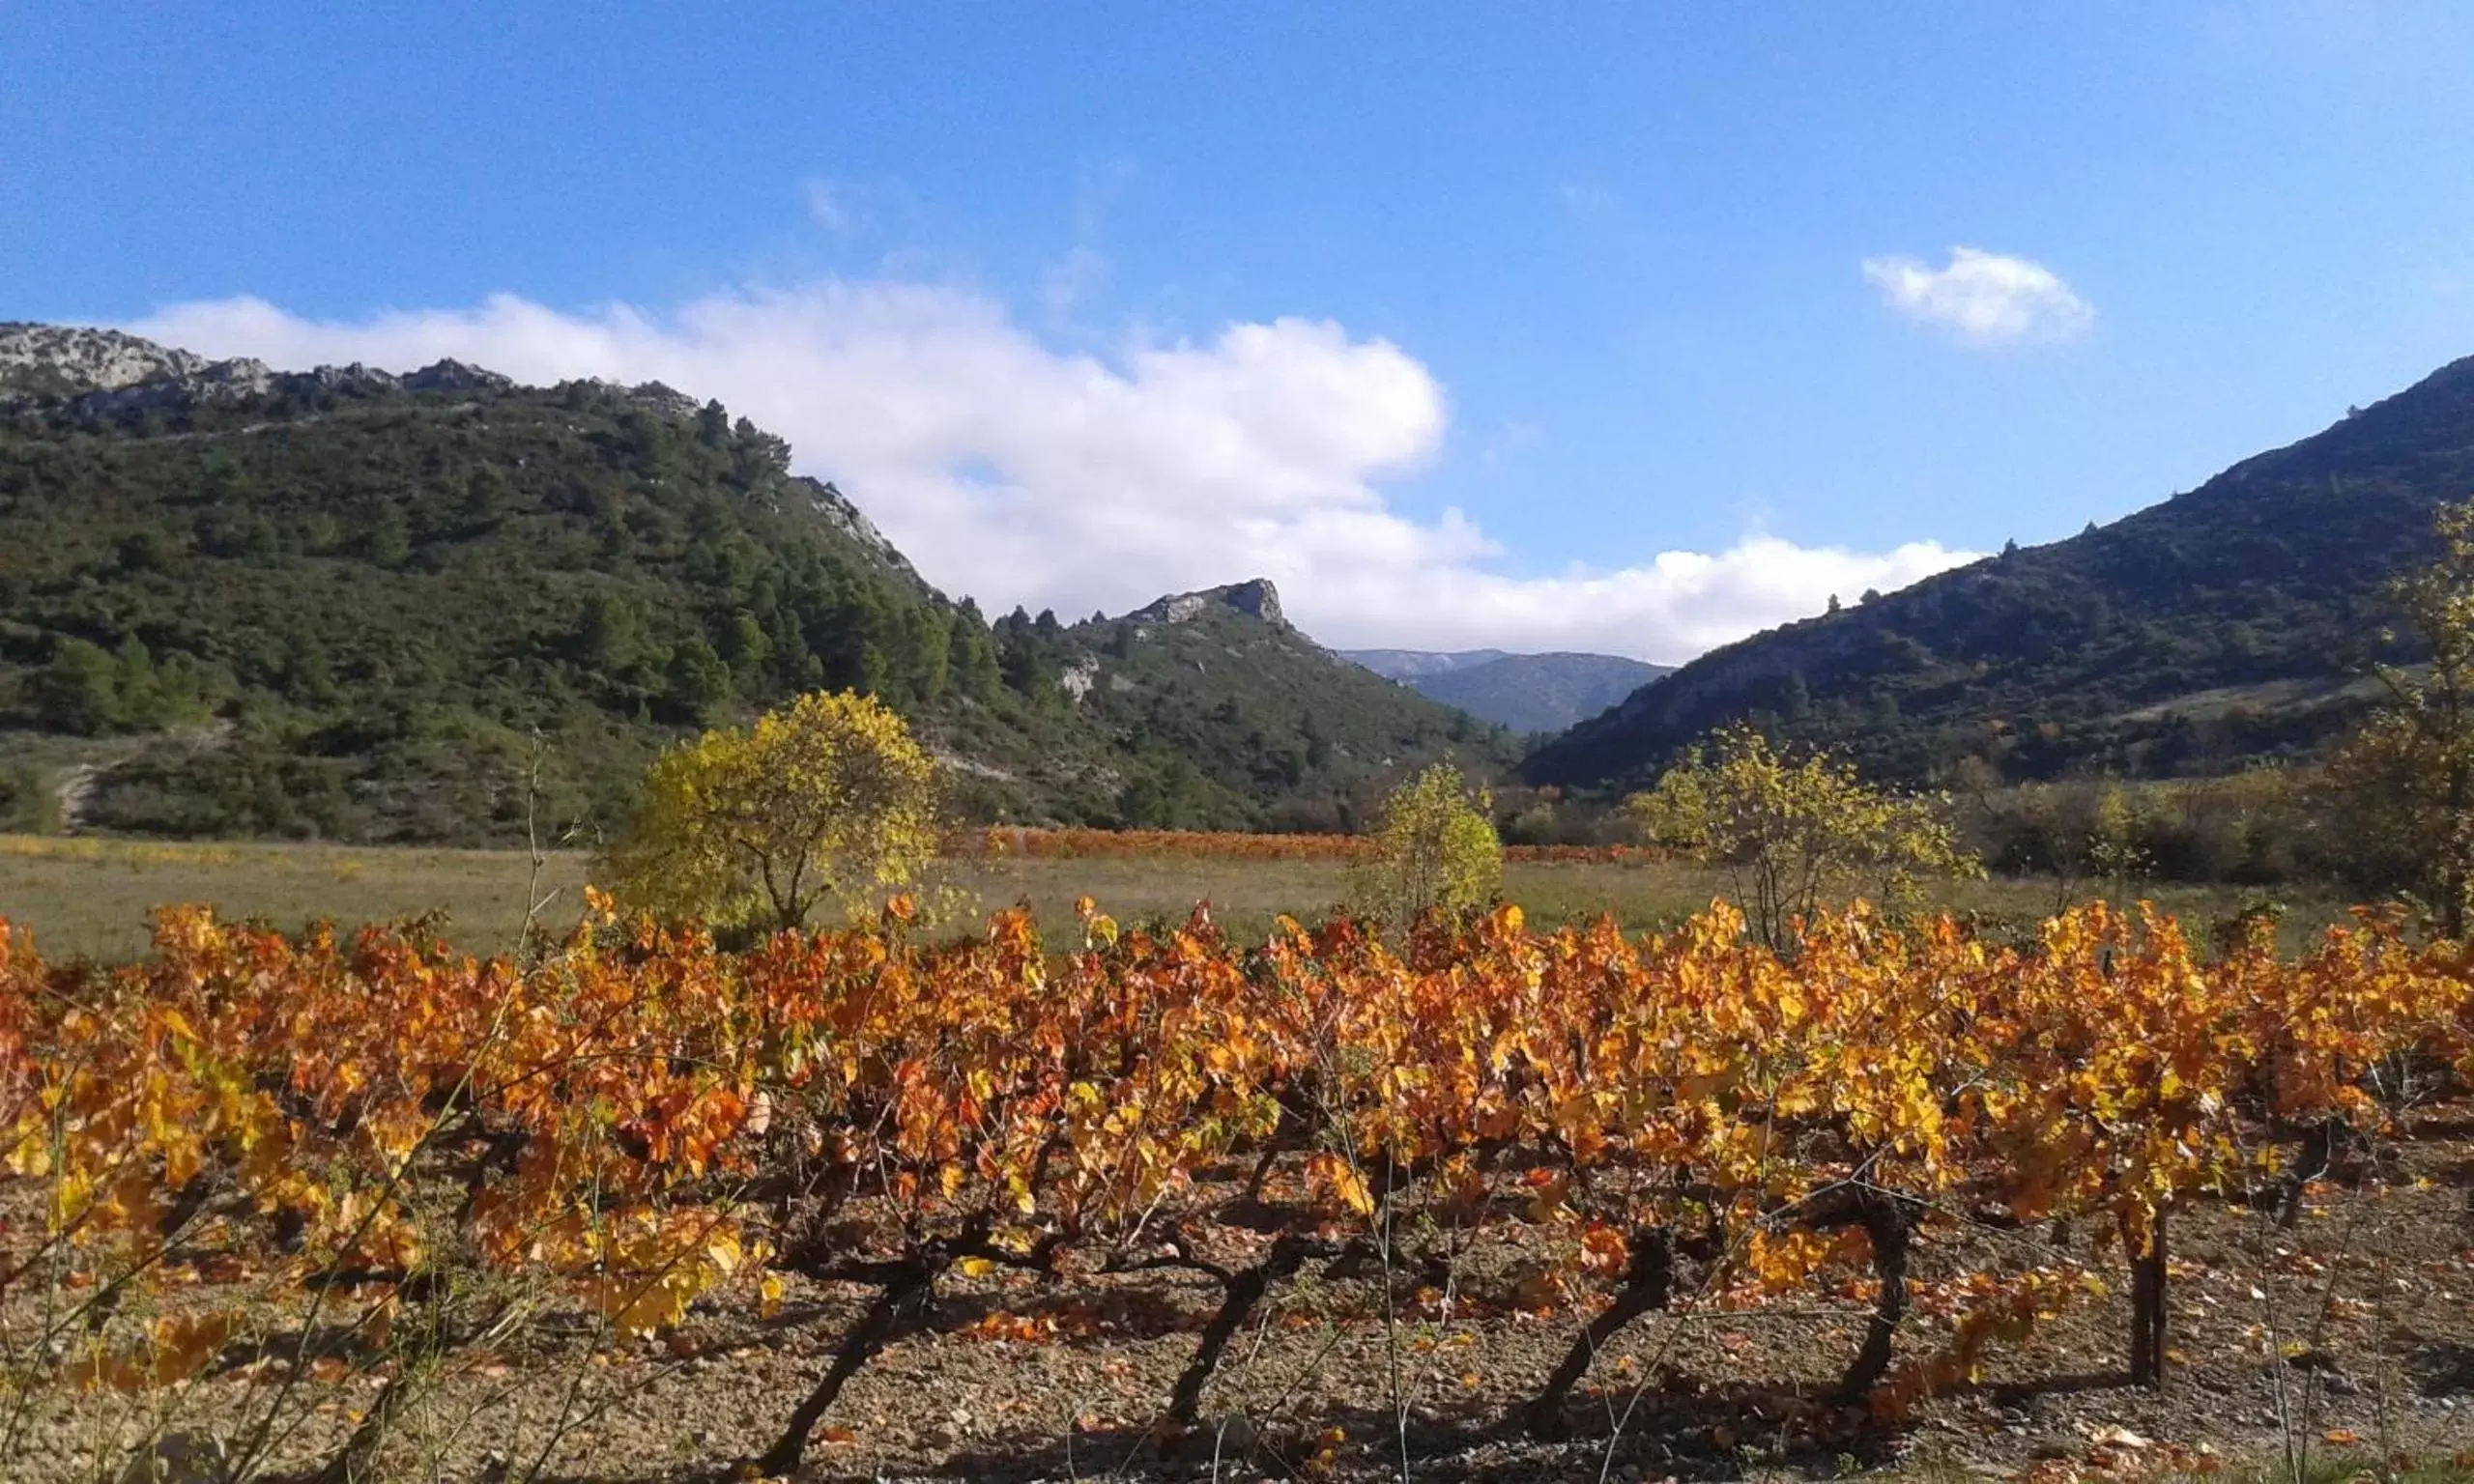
xmin=0 ymin=891 xmax=2467 ymax=1475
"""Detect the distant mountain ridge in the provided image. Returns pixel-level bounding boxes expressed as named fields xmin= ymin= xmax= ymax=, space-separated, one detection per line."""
xmin=1345 ymin=648 xmax=1673 ymax=733
xmin=1344 ymin=648 xmax=1512 ymax=680
xmin=0 ymin=324 xmax=1503 ymax=842
xmin=0 ymin=322 xmax=527 ymax=411
xmin=1528 ymin=353 xmax=2474 ymax=792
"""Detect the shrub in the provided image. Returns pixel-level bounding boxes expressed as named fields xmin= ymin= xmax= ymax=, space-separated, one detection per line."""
xmin=601 ymin=690 xmax=938 ymax=931
xmin=1353 ymin=762 xmax=1502 ymax=925
xmin=1628 ymin=724 xmax=1975 ymax=948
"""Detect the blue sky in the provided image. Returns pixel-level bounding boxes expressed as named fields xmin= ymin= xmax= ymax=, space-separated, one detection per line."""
xmin=8 ymin=3 xmax=2473 ymax=660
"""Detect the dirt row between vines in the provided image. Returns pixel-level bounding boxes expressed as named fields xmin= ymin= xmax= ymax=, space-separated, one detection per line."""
xmin=14 ymin=1110 xmax=2474 ymax=1484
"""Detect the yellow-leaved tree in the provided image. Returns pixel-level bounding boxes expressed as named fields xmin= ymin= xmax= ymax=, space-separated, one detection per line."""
xmin=2325 ymin=496 xmax=2474 ymax=936
xmin=602 ymin=690 xmax=938 ymax=931
xmin=1627 ymin=723 xmax=1975 ymax=949
xmin=1353 ymin=761 xmax=1503 ymax=925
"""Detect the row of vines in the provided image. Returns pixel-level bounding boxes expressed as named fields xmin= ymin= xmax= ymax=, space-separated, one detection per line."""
xmin=954 ymin=826 xmax=1652 ymax=865
xmin=1 ymin=895 xmax=2469 ymax=1476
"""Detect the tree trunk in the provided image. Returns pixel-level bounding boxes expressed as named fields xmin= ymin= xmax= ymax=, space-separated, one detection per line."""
xmin=2128 ymin=1204 xmax=2169 ymax=1388
xmin=1241 ymin=1146 xmax=1280 ymax=1205
xmin=1838 ymin=1191 xmax=1913 ymax=1402
xmin=758 ymin=1264 xmax=934 ymax=1475
xmin=2443 ymin=754 xmax=2469 ymax=939
xmin=2278 ymin=1120 xmax=2336 ymax=1228
xmin=1168 ymin=1235 xmax=1327 ymax=1425
xmin=1526 ymin=1228 xmax=1674 ymax=1437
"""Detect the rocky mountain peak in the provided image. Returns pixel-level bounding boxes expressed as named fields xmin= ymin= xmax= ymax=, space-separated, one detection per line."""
xmin=401 ymin=358 xmax=515 ymax=394
xmin=0 ymin=322 xmax=532 ymax=412
xmin=0 ymin=322 xmax=290 ymax=407
xmin=0 ymin=323 xmax=213 ymax=396
xmin=1130 ymin=578 xmax=1286 ymax=628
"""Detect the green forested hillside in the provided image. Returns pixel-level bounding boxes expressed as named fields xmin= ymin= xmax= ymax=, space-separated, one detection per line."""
xmin=1042 ymin=583 xmax=1518 ymax=831
xmin=0 ymin=327 xmax=1501 ymax=842
xmin=1528 ymin=354 xmax=2474 ymax=792
xmin=0 ymin=359 xmax=1021 ymax=839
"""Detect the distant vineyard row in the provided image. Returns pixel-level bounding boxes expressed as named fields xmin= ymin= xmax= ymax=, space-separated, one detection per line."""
xmin=0 ymin=895 xmax=2466 ymax=1473
xmin=951 ymin=825 xmax=1654 ymax=865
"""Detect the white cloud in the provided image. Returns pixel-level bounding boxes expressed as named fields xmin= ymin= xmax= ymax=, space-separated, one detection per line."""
xmin=1861 ymin=246 xmax=2093 ymax=344
xmin=129 ymin=284 xmax=1976 ymax=663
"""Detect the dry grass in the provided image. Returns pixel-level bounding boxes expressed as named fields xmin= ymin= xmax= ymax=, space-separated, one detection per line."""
xmin=0 ymin=835 xmax=592 ymax=960
xmin=0 ymin=832 xmax=2365 ymax=961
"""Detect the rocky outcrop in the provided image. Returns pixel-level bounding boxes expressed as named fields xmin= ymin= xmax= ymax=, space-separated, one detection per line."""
xmin=796 ymin=477 xmax=924 ymax=585
xmin=626 ymin=380 xmax=705 ymax=418
xmin=1060 ymin=656 xmax=1099 ymax=702
xmin=0 ymin=323 xmax=213 ymax=395
xmin=0 ymin=324 xmax=527 ymax=415
xmin=1130 ymin=578 xmax=1287 ymax=628
xmin=402 ymin=358 xmax=514 ymax=395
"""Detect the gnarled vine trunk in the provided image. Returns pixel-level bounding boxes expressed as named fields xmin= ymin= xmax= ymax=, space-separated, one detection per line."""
xmin=2127 ymin=1204 xmax=2169 ymax=1388
xmin=1168 ymin=1233 xmax=1341 ymax=1425
xmin=1837 ymin=1189 xmax=1913 ymax=1402
xmin=758 ymin=1258 xmax=938 ymax=1475
xmin=1526 ymin=1227 xmax=1674 ymax=1437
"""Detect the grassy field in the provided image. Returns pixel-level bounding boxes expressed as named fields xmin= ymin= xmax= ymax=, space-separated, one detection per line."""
xmin=0 ymin=835 xmax=595 ymax=959
xmin=0 ymin=832 xmax=2364 ymax=961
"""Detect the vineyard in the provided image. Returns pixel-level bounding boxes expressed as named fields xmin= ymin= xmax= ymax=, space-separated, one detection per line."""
xmin=3 ymin=895 xmax=2473 ymax=1481
xmin=957 ymin=827 xmax=1652 ymax=866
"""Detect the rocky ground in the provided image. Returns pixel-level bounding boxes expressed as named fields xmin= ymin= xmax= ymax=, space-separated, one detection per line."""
xmin=12 ymin=1110 xmax=2474 ymax=1484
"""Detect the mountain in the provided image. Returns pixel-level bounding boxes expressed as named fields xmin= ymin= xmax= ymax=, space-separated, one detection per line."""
xmin=1006 ymin=583 xmax=1519 ymax=832
xmin=0 ymin=324 xmax=1505 ymax=842
xmin=1342 ymin=648 xmax=1512 ymax=680
xmin=1 ymin=323 xmax=233 ymax=398
xmin=1529 ymin=354 xmax=2474 ymax=793
xmin=1346 ymin=649 xmax=1674 ymax=733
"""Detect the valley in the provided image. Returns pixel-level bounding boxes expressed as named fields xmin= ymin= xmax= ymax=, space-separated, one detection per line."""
xmin=17 ymin=17 xmax=2474 ymax=1484
xmin=3 ymin=330 xmax=2473 ymax=1484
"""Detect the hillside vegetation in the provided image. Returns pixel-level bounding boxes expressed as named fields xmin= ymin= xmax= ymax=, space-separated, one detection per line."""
xmin=1530 ymin=354 xmax=2474 ymax=791
xmin=1041 ymin=584 xmax=1519 ymax=831
xmin=1400 ymin=650 xmax=1671 ymax=733
xmin=0 ymin=326 xmax=1504 ymax=842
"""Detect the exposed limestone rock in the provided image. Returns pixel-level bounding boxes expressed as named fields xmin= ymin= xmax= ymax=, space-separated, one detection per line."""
xmin=1128 ymin=578 xmax=1287 ymax=628
xmin=797 ymin=478 xmax=923 ymax=584
xmin=0 ymin=325 xmax=524 ymax=414
xmin=929 ymin=749 xmax=1016 ymax=783
xmin=0 ymin=322 xmax=210 ymax=393
xmin=628 ymin=380 xmax=705 ymax=417
xmin=1060 ymin=657 xmax=1099 ymax=702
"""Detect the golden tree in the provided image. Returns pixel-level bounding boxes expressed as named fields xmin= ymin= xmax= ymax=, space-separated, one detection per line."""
xmin=2327 ymin=498 xmax=2474 ymax=935
xmin=603 ymin=690 xmax=938 ymax=931
xmin=1627 ymin=723 xmax=1974 ymax=948
xmin=1352 ymin=761 xmax=1503 ymax=924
